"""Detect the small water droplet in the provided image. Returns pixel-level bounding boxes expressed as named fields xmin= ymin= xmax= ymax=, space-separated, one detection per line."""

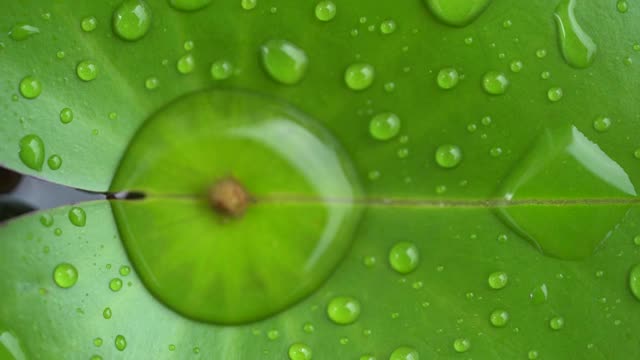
xmin=435 ymin=144 xmax=463 ymax=168
xmin=90 ymin=355 xmax=102 ymax=360
xmin=437 ymin=67 xmax=459 ymax=90
xmin=168 ymin=0 xmax=210 ymax=11
xmin=76 ymin=60 xmax=98 ymax=81
xmin=60 ymin=108 xmax=74 ymax=124
xmin=267 ymin=330 xmax=280 ymax=340
xmin=103 ymin=307 xmax=112 ymax=319
xmin=360 ymin=355 xmax=375 ymax=360
xmin=113 ymin=0 xmax=152 ymax=41
xmin=634 ymin=148 xmax=640 ymax=159
xmin=145 ymin=76 xmax=159 ymax=90
xmin=93 ymin=337 xmax=103 ymax=347
xmin=19 ymin=134 xmax=45 ymax=171
xmin=464 ymin=36 xmax=474 ymax=45
xmin=109 ymin=278 xmax=123 ymax=292
xmin=380 ymin=19 xmax=397 ymax=34
xmin=114 ymin=334 xmax=127 ymax=351
xmin=528 ymin=350 xmax=539 ymax=359
xmin=482 ymin=71 xmax=509 ymax=95
xmin=424 ymin=0 xmax=492 ymax=27
xmin=593 ymin=116 xmax=611 ymax=132
xmin=547 ymin=87 xmax=563 ymax=102
xmin=617 ymin=0 xmax=629 ymax=13
xmin=554 ymin=0 xmax=597 ymax=68
xmin=629 ymin=264 xmax=640 ymax=301
xmin=303 ymin=322 xmax=315 ymax=333
xmin=177 ymin=53 xmax=195 ymax=74
xmin=490 ymin=309 xmax=510 ymax=327
xmin=210 ymin=60 xmax=234 ymax=80
xmin=193 ymin=346 xmax=201 ymax=354
xmin=81 ymin=16 xmax=98 ymax=32
xmin=19 ymin=76 xmax=42 ymax=99
xmin=54 ymin=228 xmax=63 ymax=236
xmin=119 ymin=265 xmax=131 ymax=276
xmin=68 ymin=207 xmax=86 ymax=227
xmin=490 ymin=147 xmax=503 ymax=157
xmin=9 ymin=23 xmax=40 ymax=41
xmin=384 ymin=81 xmax=396 ymax=93
xmin=56 ymin=50 xmax=65 ymax=59
xmin=260 ymin=40 xmax=308 ymax=85
xmin=488 ymin=271 xmax=508 ymax=289
xmin=510 ymin=60 xmax=523 ymax=73
xmin=288 ymin=343 xmax=312 ymax=360
xmin=541 ymin=71 xmax=551 ymax=80
xmin=536 ymin=48 xmax=548 ymax=58
xmin=453 ymin=338 xmax=471 ymax=353
xmin=369 ymin=112 xmax=401 ymax=141
xmin=390 ymin=346 xmax=419 ymax=360
xmin=549 ymin=316 xmax=565 ymax=330
xmin=40 ymin=213 xmax=54 ymax=227
xmin=241 ymin=0 xmax=257 ymax=10
xmin=53 ymin=263 xmax=78 ymax=288
xmin=47 ymin=155 xmax=62 ymax=170
xmin=389 ymin=242 xmax=420 ymax=274
xmin=327 ymin=296 xmax=361 ymax=325
xmin=633 ymin=235 xmax=640 ymax=246
xmin=345 ymin=63 xmax=375 ymax=91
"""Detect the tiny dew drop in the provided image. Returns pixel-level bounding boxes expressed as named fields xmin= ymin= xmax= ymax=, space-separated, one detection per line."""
xmin=119 ymin=265 xmax=131 ymax=276
xmin=303 ymin=322 xmax=315 ymax=333
xmin=169 ymin=0 xmax=211 ymax=11
xmin=260 ymin=40 xmax=308 ymax=85
xmin=109 ymin=278 xmax=123 ymax=292
xmin=435 ymin=144 xmax=463 ymax=168
xmin=593 ymin=116 xmax=611 ymax=132
xmin=437 ymin=67 xmax=459 ymax=90
xmin=54 ymin=228 xmax=63 ymax=236
xmin=47 ymin=155 xmax=62 ymax=170
xmin=380 ymin=19 xmax=397 ymax=34
xmin=489 ymin=147 xmax=503 ymax=157
xmin=109 ymin=112 xmax=118 ymax=120
xmin=547 ymin=87 xmax=563 ymax=102
xmin=389 ymin=346 xmax=419 ymax=360
xmin=453 ymin=338 xmax=471 ymax=353
xmin=629 ymin=264 xmax=640 ymax=301
xmin=288 ymin=343 xmax=312 ymax=360
xmin=210 ymin=60 xmax=234 ymax=80
xmin=528 ymin=350 xmax=540 ymax=359
xmin=113 ymin=0 xmax=152 ymax=41
xmin=103 ymin=307 xmax=112 ymax=319
xmin=177 ymin=53 xmax=195 ymax=74
xmin=19 ymin=76 xmax=42 ymax=99
xmin=315 ymin=1 xmax=336 ymax=21
xmin=267 ymin=330 xmax=280 ymax=340
xmin=345 ymin=63 xmax=375 ymax=91
xmin=488 ymin=271 xmax=508 ymax=289
xmin=60 ymin=108 xmax=74 ymax=124
xmin=53 ymin=263 xmax=78 ymax=288
xmin=482 ymin=71 xmax=509 ymax=95
xmin=9 ymin=23 xmax=40 ymax=41
xmin=81 ymin=16 xmax=98 ymax=32
xmin=327 ymin=296 xmax=361 ymax=325
xmin=541 ymin=71 xmax=551 ymax=79
xmin=369 ymin=112 xmax=401 ymax=141
xmin=93 ymin=337 xmax=103 ymax=347
xmin=490 ymin=309 xmax=510 ymax=327
xmin=76 ymin=60 xmax=98 ymax=81
xmin=145 ymin=76 xmax=159 ymax=90
xmin=56 ymin=50 xmax=66 ymax=59
xmin=241 ymin=0 xmax=257 ymax=10
xmin=183 ymin=40 xmax=194 ymax=51
xmin=389 ymin=242 xmax=420 ymax=274
xmin=510 ymin=60 xmax=523 ymax=73
xmin=40 ymin=213 xmax=54 ymax=227
xmin=114 ymin=334 xmax=127 ymax=351
xmin=536 ymin=48 xmax=547 ymax=58
xmin=549 ymin=316 xmax=565 ymax=330
xmin=168 ymin=344 xmax=176 ymax=351
xmin=19 ymin=134 xmax=45 ymax=171
xmin=68 ymin=207 xmax=86 ymax=227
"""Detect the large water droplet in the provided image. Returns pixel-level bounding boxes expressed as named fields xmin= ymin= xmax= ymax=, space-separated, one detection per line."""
xmin=210 ymin=60 xmax=233 ymax=80
xmin=437 ymin=67 xmax=459 ymax=90
xmin=389 ymin=242 xmax=420 ymax=274
xmin=260 ymin=40 xmax=308 ymax=85
xmin=315 ymin=1 xmax=336 ymax=22
xmin=19 ymin=76 xmax=42 ymax=99
xmin=453 ymin=338 xmax=471 ymax=353
xmin=593 ymin=116 xmax=611 ymax=132
xmin=327 ymin=296 xmax=361 ymax=325
xmin=554 ymin=0 xmax=597 ymax=69
xmin=629 ymin=264 xmax=640 ymax=301
xmin=288 ymin=343 xmax=312 ymax=360
xmin=488 ymin=271 xmax=508 ymax=289
xmin=68 ymin=207 xmax=86 ymax=227
xmin=390 ymin=346 xmax=419 ymax=360
xmin=114 ymin=335 xmax=127 ymax=351
xmin=435 ymin=144 xmax=463 ymax=168
xmin=76 ymin=60 xmax=99 ymax=81
xmin=19 ymin=134 xmax=45 ymax=171
xmin=177 ymin=54 xmax=195 ymax=74
xmin=482 ymin=71 xmax=509 ymax=95
xmin=424 ymin=0 xmax=491 ymax=27
xmin=81 ymin=16 xmax=98 ymax=32
xmin=113 ymin=0 xmax=152 ymax=41
xmin=53 ymin=263 xmax=78 ymax=288
xmin=169 ymin=0 xmax=211 ymax=11
xmin=549 ymin=316 xmax=565 ymax=330
xmin=344 ymin=63 xmax=375 ymax=91
xmin=60 ymin=108 xmax=74 ymax=124
xmin=490 ymin=309 xmax=510 ymax=327
xmin=369 ymin=113 xmax=401 ymax=141
xmin=9 ymin=23 xmax=40 ymax=41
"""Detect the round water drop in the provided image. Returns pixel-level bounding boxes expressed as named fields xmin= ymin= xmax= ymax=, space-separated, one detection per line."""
xmin=183 ymin=40 xmax=194 ymax=51
xmin=629 ymin=264 xmax=640 ymax=301
xmin=389 ymin=346 xmax=419 ymax=360
xmin=617 ymin=0 xmax=628 ymax=13
xmin=303 ymin=323 xmax=315 ymax=333
xmin=19 ymin=76 xmax=42 ymax=99
xmin=56 ymin=50 xmax=65 ymax=59
xmin=168 ymin=344 xmax=176 ymax=351
xmin=9 ymin=23 xmax=40 ymax=41
xmin=389 ymin=242 xmax=420 ymax=274
xmin=327 ymin=296 xmax=361 ymax=325
xmin=288 ymin=343 xmax=312 ymax=360
xmin=114 ymin=335 xmax=127 ymax=351
xmin=437 ymin=67 xmax=459 ymax=90
xmin=369 ymin=113 xmax=401 ymax=141
xmin=260 ymin=40 xmax=308 ymax=85
xmin=435 ymin=144 xmax=463 ymax=168
xmin=53 ymin=263 xmax=78 ymax=288
xmin=315 ymin=1 xmax=336 ymax=21
xmin=380 ymin=19 xmax=397 ymax=34
xmin=634 ymin=148 xmax=640 ymax=159
xmin=169 ymin=0 xmax=211 ymax=11
xmin=113 ymin=0 xmax=152 ymax=41
xmin=453 ymin=338 xmax=471 ymax=353
xmin=510 ymin=60 xmax=523 ymax=73
xmin=19 ymin=134 xmax=45 ymax=171
xmin=345 ymin=63 xmax=375 ymax=91
xmin=549 ymin=316 xmax=564 ymax=330
xmin=110 ymin=278 xmax=123 ymax=292
xmin=360 ymin=355 xmax=375 ymax=360
xmin=76 ymin=60 xmax=98 ymax=81
xmin=536 ymin=49 xmax=547 ymax=58
xmin=547 ymin=87 xmax=563 ymax=102
xmin=528 ymin=350 xmax=539 ymax=359
xmin=211 ymin=60 xmax=233 ymax=80
xmin=267 ymin=330 xmax=280 ymax=340
xmin=633 ymin=235 xmax=640 ymax=246
xmin=241 ymin=0 xmax=257 ymax=10
xmin=94 ymin=337 xmax=103 ymax=347
xmin=68 ymin=207 xmax=86 ymax=227
xmin=177 ymin=54 xmax=195 ymax=74
xmin=47 ymin=155 xmax=62 ymax=170
xmin=81 ymin=16 xmax=98 ymax=32
xmin=40 ymin=213 xmax=54 ymax=227
xmin=593 ymin=116 xmax=611 ymax=132
xmin=482 ymin=71 xmax=509 ymax=95
xmin=488 ymin=271 xmax=508 ymax=289
xmin=119 ymin=265 xmax=131 ymax=276
xmin=145 ymin=76 xmax=159 ymax=90
xmin=490 ymin=309 xmax=509 ymax=327
xmin=90 ymin=356 xmax=102 ymax=360
xmin=60 ymin=108 xmax=74 ymax=124
xmin=103 ymin=307 xmax=112 ymax=319
xmin=490 ymin=147 xmax=503 ymax=157
xmin=424 ymin=0 xmax=492 ymax=27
